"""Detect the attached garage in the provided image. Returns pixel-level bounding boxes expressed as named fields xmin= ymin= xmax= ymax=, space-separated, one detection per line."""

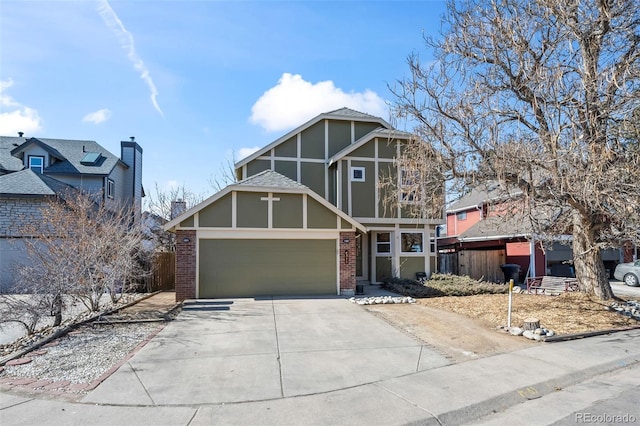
xmin=165 ymin=170 xmax=367 ymax=301
xmin=199 ymin=239 xmax=337 ymax=298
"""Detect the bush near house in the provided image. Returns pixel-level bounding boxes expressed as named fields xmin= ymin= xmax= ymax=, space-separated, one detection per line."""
xmin=383 ymin=274 xmax=509 ymax=298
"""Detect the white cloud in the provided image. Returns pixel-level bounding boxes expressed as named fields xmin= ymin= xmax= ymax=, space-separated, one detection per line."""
xmin=0 ymin=79 xmax=43 ymax=134
xmin=237 ymin=146 xmax=261 ymax=160
xmin=97 ymin=0 xmax=163 ymax=117
xmin=250 ymin=73 xmax=388 ymax=132
xmin=83 ymin=108 xmax=112 ymax=124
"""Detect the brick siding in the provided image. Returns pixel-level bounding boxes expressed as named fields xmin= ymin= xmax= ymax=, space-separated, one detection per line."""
xmin=175 ymin=230 xmax=196 ymax=301
xmin=339 ymin=231 xmax=356 ymax=296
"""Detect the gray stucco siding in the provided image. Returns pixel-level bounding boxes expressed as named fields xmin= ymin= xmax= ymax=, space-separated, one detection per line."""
xmin=273 ymin=193 xmax=303 ymax=228
xmin=300 ymin=162 xmax=325 ymax=198
xmin=400 ymin=257 xmax=425 ymax=280
xmin=350 ymin=141 xmax=375 ymax=158
xmin=307 ymin=197 xmax=337 ymax=229
xmin=328 ymin=120 xmax=351 ymax=157
xmin=237 ymin=192 xmax=268 ymax=228
xmin=354 ymin=122 xmax=381 ymax=141
xmin=199 ymin=193 xmax=232 ymax=227
xmin=300 ymin=122 xmax=326 ymax=159
xmin=351 ymin=160 xmax=376 ymax=218
xmin=274 ymin=136 xmax=297 ymax=157
xmin=377 ymin=139 xmax=398 ymax=159
xmin=274 ymin=160 xmax=297 ymax=181
xmin=247 ymin=159 xmax=271 ymax=177
xmin=378 ymin=164 xmax=397 ymax=219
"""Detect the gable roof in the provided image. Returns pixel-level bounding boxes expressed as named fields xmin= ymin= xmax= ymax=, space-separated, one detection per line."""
xmin=447 ymin=183 xmax=523 ymax=213
xmin=0 ymin=169 xmax=75 ymax=197
xmin=0 ymin=136 xmax=27 ymax=173
xmin=456 ymin=214 xmax=531 ymax=242
xmin=234 ymin=107 xmax=392 ymax=170
xmin=4 ymin=137 xmax=124 ymax=176
xmin=164 ymin=170 xmax=367 ymax=233
xmin=327 ymin=128 xmax=415 ymax=166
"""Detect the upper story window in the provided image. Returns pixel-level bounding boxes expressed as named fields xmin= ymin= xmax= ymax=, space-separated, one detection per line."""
xmin=351 ymin=167 xmax=365 ymax=182
xmin=106 ymin=179 xmax=115 ymax=199
xmin=28 ymin=156 xmax=45 ymax=174
xmin=456 ymin=211 xmax=467 ymax=220
xmin=400 ymin=168 xmax=421 ymax=203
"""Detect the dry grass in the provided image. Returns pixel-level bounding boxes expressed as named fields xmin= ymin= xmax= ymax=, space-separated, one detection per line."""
xmin=418 ymin=292 xmax=639 ymax=335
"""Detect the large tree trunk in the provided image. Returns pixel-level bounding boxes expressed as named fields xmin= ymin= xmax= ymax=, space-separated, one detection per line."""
xmin=572 ymin=212 xmax=614 ymax=300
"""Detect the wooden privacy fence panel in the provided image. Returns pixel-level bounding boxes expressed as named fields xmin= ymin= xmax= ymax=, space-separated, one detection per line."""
xmin=144 ymin=252 xmax=175 ymax=291
xmin=438 ymin=252 xmax=459 ymax=275
xmin=458 ymin=249 xmax=506 ymax=283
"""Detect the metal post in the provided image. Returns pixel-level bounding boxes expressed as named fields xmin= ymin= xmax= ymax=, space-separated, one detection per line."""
xmin=507 ymin=279 xmax=514 ymax=328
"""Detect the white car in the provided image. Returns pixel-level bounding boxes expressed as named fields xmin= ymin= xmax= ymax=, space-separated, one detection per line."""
xmin=614 ymin=260 xmax=640 ymax=287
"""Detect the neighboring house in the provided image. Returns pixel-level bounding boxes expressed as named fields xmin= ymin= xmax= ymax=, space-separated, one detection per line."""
xmin=437 ymin=184 xmax=628 ymax=283
xmin=165 ymin=108 xmax=444 ymax=301
xmin=0 ymin=135 xmax=143 ymax=291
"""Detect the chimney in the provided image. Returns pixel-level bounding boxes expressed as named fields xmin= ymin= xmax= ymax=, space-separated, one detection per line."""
xmin=170 ymin=199 xmax=187 ymax=220
xmin=18 ymin=132 xmax=24 ymax=137
xmin=120 ymin=138 xmax=143 ymax=223
xmin=130 ymin=136 xmax=135 ymax=142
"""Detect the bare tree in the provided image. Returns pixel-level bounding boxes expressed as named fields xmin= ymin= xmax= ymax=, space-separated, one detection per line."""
xmin=144 ymin=183 xmax=205 ymax=252
xmin=391 ymin=0 xmax=640 ymax=300
xmin=16 ymin=190 xmax=147 ymax=313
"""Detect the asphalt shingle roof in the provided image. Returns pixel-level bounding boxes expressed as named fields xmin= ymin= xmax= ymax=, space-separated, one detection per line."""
xmin=235 ymin=170 xmax=308 ymax=190
xmin=448 ymin=183 xmax=523 ymax=212
xmin=0 ymin=169 xmax=74 ymax=196
xmin=324 ymin=107 xmax=380 ymax=120
xmin=2 ymin=136 xmax=121 ymax=176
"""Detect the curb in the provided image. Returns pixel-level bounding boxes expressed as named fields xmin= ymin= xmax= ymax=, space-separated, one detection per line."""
xmin=406 ymin=353 xmax=640 ymax=426
xmin=543 ymin=324 xmax=640 ymax=342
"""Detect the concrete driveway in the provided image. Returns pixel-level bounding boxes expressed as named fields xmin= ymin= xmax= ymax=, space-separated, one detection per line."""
xmin=82 ymin=296 xmax=450 ymax=406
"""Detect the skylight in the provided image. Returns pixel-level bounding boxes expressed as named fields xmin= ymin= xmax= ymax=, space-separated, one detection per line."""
xmin=80 ymin=152 xmax=102 ymax=165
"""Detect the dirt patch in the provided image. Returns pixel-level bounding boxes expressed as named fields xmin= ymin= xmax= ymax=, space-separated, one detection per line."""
xmin=365 ymin=292 xmax=639 ymax=363
xmin=366 ymin=303 xmax=533 ymax=363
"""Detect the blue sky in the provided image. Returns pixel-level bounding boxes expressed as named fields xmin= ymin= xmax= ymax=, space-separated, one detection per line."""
xmin=1 ymin=0 xmax=446 ymax=200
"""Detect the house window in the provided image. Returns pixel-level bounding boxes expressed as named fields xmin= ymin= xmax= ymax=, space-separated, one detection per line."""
xmin=401 ymin=232 xmax=424 ymax=253
xmin=457 ymin=211 xmax=467 ymax=220
xmin=106 ymin=179 xmax=115 ymax=199
xmin=376 ymin=232 xmax=391 ymax=254
xmin=400 ymin=168 xmax=420 ymax=203
xmin=351 ymin=167 xmax=365 ymax=182
xmin=28 ymin=156 xmax=44 ymax=174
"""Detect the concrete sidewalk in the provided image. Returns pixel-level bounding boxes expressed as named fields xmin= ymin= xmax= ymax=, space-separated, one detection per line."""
xmin=1 ymin=296 xmax=639 ymax=426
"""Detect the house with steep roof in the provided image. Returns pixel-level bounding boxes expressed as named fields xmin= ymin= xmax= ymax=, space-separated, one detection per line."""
xmin=0 ymin=135 xmax=143 ymax=290
xmin=437 ymin=184 xmax=626 ymax=283
xmin=165 ymin=108 xmax=444 ymax=301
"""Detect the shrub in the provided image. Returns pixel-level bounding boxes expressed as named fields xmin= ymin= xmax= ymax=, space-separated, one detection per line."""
xmin=383 ymin=273 xmax=509 ymax=298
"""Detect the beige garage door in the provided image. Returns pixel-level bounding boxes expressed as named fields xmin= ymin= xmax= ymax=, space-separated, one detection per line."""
xmin=199 ymin=239 xmax=337 ymax=298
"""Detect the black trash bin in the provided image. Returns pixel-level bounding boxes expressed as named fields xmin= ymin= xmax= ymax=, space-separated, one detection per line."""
xmin=356 ymin=283 xmax=364 ymax=295
xmin=500 ymin=264 xmax=521 ymax=283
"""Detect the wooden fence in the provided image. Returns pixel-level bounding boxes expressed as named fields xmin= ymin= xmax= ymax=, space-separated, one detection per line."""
xmin=439 ymin=249 xmax=506 ymax=282
xmin=144 ymin=252 xmax=175 ymax=291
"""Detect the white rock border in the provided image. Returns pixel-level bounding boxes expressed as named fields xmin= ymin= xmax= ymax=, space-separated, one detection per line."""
xmin=350 ymin=296 xmax=416 ymax=305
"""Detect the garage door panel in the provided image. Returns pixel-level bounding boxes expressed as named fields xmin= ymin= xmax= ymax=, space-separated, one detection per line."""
xmin=199 ymin=239 xmax=337 ymax=298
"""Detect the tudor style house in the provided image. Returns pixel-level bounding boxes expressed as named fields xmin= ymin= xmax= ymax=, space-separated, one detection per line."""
xmin=165 ymin=108 xmax=444 ymax=301
xmin=0 ymin=135 xmax=143 ymax=290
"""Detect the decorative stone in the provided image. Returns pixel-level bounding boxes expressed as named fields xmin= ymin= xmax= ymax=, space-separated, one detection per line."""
xmin=546 ymin=330 xmax=555 ymax=337
xmin=523 ymin=330 xmax=535 ymax=340
xmin=509 ymin=327 xmax=524 ymax=336
xmin=533 ymin=334 xmax=543 ymax=341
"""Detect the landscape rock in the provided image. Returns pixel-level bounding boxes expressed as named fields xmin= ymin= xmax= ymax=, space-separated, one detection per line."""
xmin=523 ymin=330 xmax=535 ymax=340
xmin=350 ymin=296 xmax=416 ymax=305
xmin=508 ymin=327 xmax=523 ymax=336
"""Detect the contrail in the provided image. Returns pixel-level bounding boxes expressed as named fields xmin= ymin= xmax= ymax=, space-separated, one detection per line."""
xmin=97 ymin=0 xmax=164 ymax=117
